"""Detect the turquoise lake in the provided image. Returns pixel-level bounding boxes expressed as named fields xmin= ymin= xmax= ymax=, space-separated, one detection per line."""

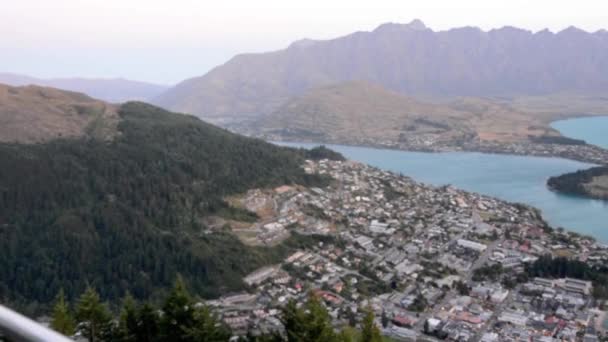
xmin=277 ymin=117 xmax=608 ymax=241
xmin=551 ymin=116 xmax=608 ymax=149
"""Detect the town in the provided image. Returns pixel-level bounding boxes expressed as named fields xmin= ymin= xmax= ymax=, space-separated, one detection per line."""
xmin=258 ymin=132 xmax=608 ymax=166
xmin=204 ymin=159 xmax=608 ymax=341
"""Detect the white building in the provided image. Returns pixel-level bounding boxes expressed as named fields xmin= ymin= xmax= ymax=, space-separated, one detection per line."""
xmin=561 ymin=278 xmax=593 ymax=295
xmin=498 ymin=311 xmax=528 ymax=326
xmin=244 ymin=266 xmax=279 ymax=286
xmin=355 ymin=235 xmax=374 ymax=250
xmin=490 ymin=289 xmax=509 ymax=303
xmin=457 ymin=239 xmax=487 ymax=252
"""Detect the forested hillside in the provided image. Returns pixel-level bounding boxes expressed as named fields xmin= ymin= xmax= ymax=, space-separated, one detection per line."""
xmin=547 ymin=166 xmax=608 ymax=200
xmin=0 ymin=102 xmax=330 ymax=314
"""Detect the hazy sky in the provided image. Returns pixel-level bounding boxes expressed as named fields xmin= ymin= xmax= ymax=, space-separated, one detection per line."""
xmin=2 ymin=0 xmax=607 ymax=84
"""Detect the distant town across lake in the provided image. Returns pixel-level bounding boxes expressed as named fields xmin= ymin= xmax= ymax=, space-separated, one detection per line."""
xmin=277 ymin=116 xmax=608 ymax=242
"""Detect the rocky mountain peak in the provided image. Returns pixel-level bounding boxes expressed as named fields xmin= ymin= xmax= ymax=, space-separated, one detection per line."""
xmin=374 ymin=19 xmax=428 ymax=34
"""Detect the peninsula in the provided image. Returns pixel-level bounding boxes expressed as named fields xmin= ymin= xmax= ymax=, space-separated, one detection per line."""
xmin=548 ymin=166 xmax=608 ymax=200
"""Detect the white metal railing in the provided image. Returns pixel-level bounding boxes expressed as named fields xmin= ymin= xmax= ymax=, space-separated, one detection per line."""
xmin=0 ymin=305 xmax=73 ymax=341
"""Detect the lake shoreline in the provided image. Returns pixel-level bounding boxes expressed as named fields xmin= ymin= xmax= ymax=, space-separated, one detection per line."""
xmin=277 ymin=141 xmax=608 ymax=242
xmin=262 ymin=116 xmax=608 ymax=166
xmin=548 ymin=166 xmax=608 ymax=201
xmin=546 ymin=116 xmax=608 ymax=201
xmin=272 ymin=137 xmax=608 ymax=166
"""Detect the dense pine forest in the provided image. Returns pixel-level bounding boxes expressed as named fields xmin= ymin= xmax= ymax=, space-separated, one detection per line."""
xmin=0 ymin=102 xmax=335 ymax=314
xmin=547 ymin=166 xmax=608 ymax=200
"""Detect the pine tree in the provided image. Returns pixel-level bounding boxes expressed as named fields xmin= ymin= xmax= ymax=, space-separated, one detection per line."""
xmin=75 ymin=286 xmax=112 ymax=342
xmin=135 ymin=303 xmax=160 ymax=342
xmin=359 ymin=307 xmax=382 ymax=342
xmin=281 ymin=294 xmax=339 ymax=342
xmin=423 ymin=319 xmax=430 ymax=334
xmin=183 ymin=305 xmax=231 ymax=341
xmin=160 ymin=276 xmax=196 ymax=342
xmin=281 ymin=299 xmax=307 ymax=342
xmin=338 ymin=328 xmax=356 ymax=342
xmin=50 ymin=289 xmax=75 ymax=336
xmin=117 ymin=294 xmax=138 ymax=342
xmin=116 ymin=295 xmax=161 ymax=342
xmin=380 ymin=310 xmax=389 ymax=329
xmin=303 ymin=295 xmax=337 ymax=342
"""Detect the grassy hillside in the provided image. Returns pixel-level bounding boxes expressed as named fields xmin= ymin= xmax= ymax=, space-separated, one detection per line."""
xmin=258 ymin=81 xmax=469 ymax=140
xmin=253 ymin=81 xmax=563 ymax=145
xmin=0 ymin=84 xmax=119 ymax=143
xmin=0 ymin=101 xmax=329 ymax=314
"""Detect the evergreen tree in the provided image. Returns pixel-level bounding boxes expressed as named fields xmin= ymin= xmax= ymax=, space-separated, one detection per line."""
xmin=160 ymin=276 xmax=196 ymax=341
xmin=359 ymin=308 xmax=382 ymax=342
xmin=281 ymin=295 xmax=339 ymax=342
xmin=453 ymin=281 xmax=470 ymax=296
xmin=75 ymin=286 xmax=113 ymax=342
xmin=338 ymin=328 xmax=356 ymax=342
xmin=134 ymin=303 xmax=160 ymax=342
xmin=117 ymin=294 xmax=138 ymax=342
xmin=281 ymin=300 xmax=307 ymax=342
xmin=380 ymin=310 xmax=389 ymax=329
xmin=50 ymin=289 xmax=75 ymax=336
xmin=183 ymin=305 xmax=231 ymax=341
xmin=423 ymin=319 xmax=430 ymax=334
xmin=303 ymin=295 xmax=337 ymax=342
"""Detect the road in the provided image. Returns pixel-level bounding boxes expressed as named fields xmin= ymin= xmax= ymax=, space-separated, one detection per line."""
xmin=410 ymin=211 xmax=505 ymax=339
xmin=470 ymin=285 xmax=518 ymax=342
xmin=466 ymin=238 xmax=503 ymax=283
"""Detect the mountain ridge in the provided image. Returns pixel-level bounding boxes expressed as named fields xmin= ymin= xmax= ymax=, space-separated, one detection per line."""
xmin=153 ymin=20 xmax=608 ymax=122
xmin=0 ymin=73 xmax=169 ymax=103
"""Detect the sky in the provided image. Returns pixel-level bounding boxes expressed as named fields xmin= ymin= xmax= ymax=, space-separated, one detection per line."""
xmin=1 ymin=0 xmax=607 ymax=85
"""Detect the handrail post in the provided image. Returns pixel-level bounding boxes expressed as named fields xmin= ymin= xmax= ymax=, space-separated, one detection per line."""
xmin=0 ymin=305 xmax=73 ymax=342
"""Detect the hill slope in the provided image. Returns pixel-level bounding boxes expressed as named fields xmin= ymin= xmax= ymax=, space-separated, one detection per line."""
xmin=252 ymin=81 xmax=557 ymax=145
xmin=0 ymin=92 xmax=328 ymax=313
xmin=0 ymin=84 xmax=119 ymax=143
xmin=0 ymin=73 xmax=169 ymax=102
xmin=548 ymin=167 xmax=608 ymax=200
xmin=153 ymin=20 xmax=608 ymax=122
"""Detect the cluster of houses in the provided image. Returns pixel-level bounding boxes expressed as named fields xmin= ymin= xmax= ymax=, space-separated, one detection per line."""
xmin=206 ymin=159 xmax=608 ymax=341
xmin=461 ymin=140 xmax=608 ymax=166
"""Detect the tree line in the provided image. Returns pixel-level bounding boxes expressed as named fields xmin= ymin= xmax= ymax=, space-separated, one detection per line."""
xmin=49 ymin=278 xmax=385 ymax=342
xmin=526 ymin=255 xmax=608 ymax=299
xmin=547 ymin=166 xmax=608 ymax=200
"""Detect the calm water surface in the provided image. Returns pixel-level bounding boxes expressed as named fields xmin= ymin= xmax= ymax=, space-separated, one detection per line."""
xmin=278 ymin=131 xmax=608 ymax=241
xmin=551 ymin=116 xmax=608 ymax=149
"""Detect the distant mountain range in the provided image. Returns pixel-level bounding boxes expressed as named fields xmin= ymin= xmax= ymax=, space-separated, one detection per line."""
xmin=153 ymin=20 xmax=608 ymax=123
xmin=0 ymin=73 xmax=169 ymax=103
